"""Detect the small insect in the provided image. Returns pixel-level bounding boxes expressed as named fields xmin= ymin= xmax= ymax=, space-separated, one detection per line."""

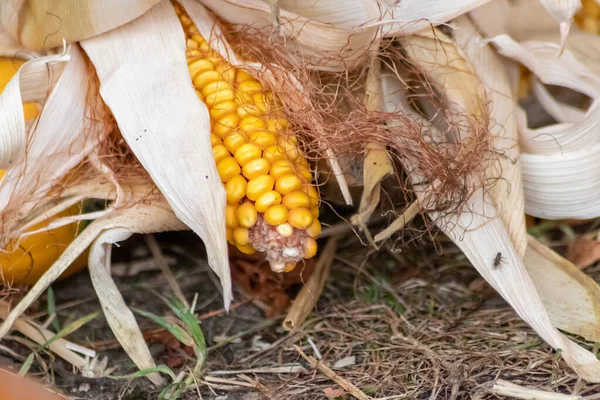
xmin=493 ymin=252 xmax=504 ymax=270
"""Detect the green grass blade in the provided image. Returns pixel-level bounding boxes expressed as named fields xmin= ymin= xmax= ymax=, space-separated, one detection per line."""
xmin=164 ymin=297 xmax=206 ymax=361
xmin=19 ymin=353 xmax=35 ymax=376
xmin=42 ymin=311 xmax=100 ymax=349
xmin=46 ymin=287 xmax=61 ymax=332
xmin=134 ymin=308 xmax=193 ymax=347
xmin=109 ymin=365 xmax=176 ymax=381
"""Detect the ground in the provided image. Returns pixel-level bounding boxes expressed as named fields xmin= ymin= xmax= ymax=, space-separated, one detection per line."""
xmin=1 ymin=223 xmax=596 ymax=400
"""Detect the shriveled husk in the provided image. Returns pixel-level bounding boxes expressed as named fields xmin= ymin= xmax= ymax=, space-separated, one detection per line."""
xmin=382 ymin=21 xmax=600 ymax=382
xmin=0 ymin=0 xmax=161 ymax=51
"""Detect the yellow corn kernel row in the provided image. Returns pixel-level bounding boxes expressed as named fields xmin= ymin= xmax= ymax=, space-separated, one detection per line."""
xmin=575 ymin=0 xmax=600 ymax=34
xmin=174 ymin=3 xmax=320 ymax=272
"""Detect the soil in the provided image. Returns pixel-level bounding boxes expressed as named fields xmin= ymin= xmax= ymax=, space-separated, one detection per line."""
xmin=1 ymin=222 xmax=597 ymax=400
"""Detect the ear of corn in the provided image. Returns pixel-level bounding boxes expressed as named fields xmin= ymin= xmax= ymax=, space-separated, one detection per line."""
xmin=175 ymin=3 xmax=320 ymax=272
xmin=0 ymin=58 xmax=87 ymax=285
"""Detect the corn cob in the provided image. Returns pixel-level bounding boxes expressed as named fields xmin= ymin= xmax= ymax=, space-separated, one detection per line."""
xmin=575 ymin=0 xmax=600 ymax=34
xmin=174 ymin=4 xmax=320 ymax=273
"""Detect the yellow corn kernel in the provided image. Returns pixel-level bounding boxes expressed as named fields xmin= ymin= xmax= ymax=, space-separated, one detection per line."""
xmin=226 ymin=228 xmax=234 ymax=242
xmin=582 ymin=0 xmax=600 ymax=18
xmin=246 ymin=175 xmax=275 ymax=201
xmin=236 ymin=202 xmax=258 ymax=228
xmin=190 ymin=34 xmax=205 ymax=44
xmin=210 ymin=100 xmax=237 ymax=120
xmin=212 ymin=144 xmax=230 ymax=164
xmin=264 ymin=204 xmax=288 ymax=225
xmin=288 ymin=207 xmax=314 ymax=230
xmin=242 ymin=158 xmax=271 ymax=180
xmin=216 ymin=63 xmax=236 ymax=84
xmin=263 ymin=145 xmax=286 ymax=163
xmin=225 ymin=175 xmax=247 ymax=205
xmin=253 ymin=93 xmax=269 ymax=114
xmin=306 ymin=219 xmax=321 ymax=238
xmin=311 ymin=207 xmax=319 ymax=218
xmin=267 ymin=118 xmax=289 ymax=132
xmin=225 ymin=204 xmax=238 ymax=229
xmin=282 ymin=191 xmax=311 ymax=209
xmin=276 ymin=174 xmax=303 ymax=195
xmin=236 ymin=244 xmax=256 ymax=255
xmin=202 ymin=80 xmax=231 ymax=97
xmin=306 ymin=186 xmax=320 ymax=208
xmin=205 ymin=89 xmax=235 ymax=106
xmin=235 ymin=69 xmax=255 ymax=84
xmin=276 ymin=223 xmax=294 ymax=237
xmin=239 ymin=116 xmax=266 ymax=133
xmin=234 ymin=143 xmax=262 ymax=166
xmin=213 ymin=114 xmax=240 ymax=139
xmin=238 ymin=80 xmax=263 ymax=94
xmin=189 ymin=59 xmax=214 ymax=78
xmin=249 ymin=130 xmax=277 ymax=149
xmin=194 ymin=70 xmax=219 ymax=89
xmin=223 ymin=132 xmax=246 ymax=153
xmin=187 ymin=38 xmax=199 ymax=49
xmin=210 ymin=133 xmax=222 ymax=147
xmin=233 ymin=227 xmax=249 ymax=246
xmin=217 ymin=157 xmax=241 ymax=182
xmin=304 ymin=237 xmax=318 ymax=259
xmin=255 ymin=190 xmax=282 ymax=212
xmin=269 ymin=159 xmax=294 ymax=180
xmin=278 ymin=138 xmax=300 ymax=160
xmin=237 ymin=103 xmax=262 ymax=119
xmin=298 ymin=166 xmax=313 ymax=183
xmin=283 ymin=262 xmax=297 ymax=273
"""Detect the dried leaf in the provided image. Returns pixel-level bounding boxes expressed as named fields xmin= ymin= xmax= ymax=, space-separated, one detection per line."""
xmin=453 ymin=15 xmax=528 ymax=256
xmin=1 ymin=0 xmax=160 ymax=51
xmin=88 ymin=228 xmax=163 ymax=386
xmin=0 ymin=46 xmax=107 ymax=240
xmin=81 ymin=1 xmax=231 ymax=306
xmin=323 ymin=387 xmax=347 ymax=399
xmin=200 ymin=0 xmax=492 ymax=71
xmin=525 ymin=235 xmax=600 ymax=342
xmin=385 ymin=30 xmax=600 ymax=382
xmin=566 ymin=237 xmax=600 ymax=269
xmin=352 ymin=59 xmax=393 ymax=232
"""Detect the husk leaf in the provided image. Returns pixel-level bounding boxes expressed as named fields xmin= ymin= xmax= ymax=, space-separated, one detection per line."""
xmin=388 ymin=28 xmax=600 ymax=381
xmin=525 ymin=236 xmax=600 ymax=342
xmin=351 ymin=57 xmax=394 ymax=234
xmin=80 ymin=0 xmax=231 ymax=306
xmin=1 ymin=0 xmax=160 ymax=51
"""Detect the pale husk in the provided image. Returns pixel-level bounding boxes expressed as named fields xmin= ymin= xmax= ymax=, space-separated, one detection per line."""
xmin=351 ymin=57 xmax=394 ymax=236
xmin=525 ymin=236 xmax=600 ymax=342
xmin=385 ymin=27 xmax=600 ymax=382
xmin=453 ymin=15 xmax=528 ymax=256
xmin=199 ymin=0 xmax=492 ymax=71
xmin=0 ymin=0 xmax=160 ymax=51
xmin=80 ymin=0 xmax=232 ymax=306
xmin=0 ymin=45 xmax=107 ymax=245
xmin=489 ymin=34 xmax=600 ymax=219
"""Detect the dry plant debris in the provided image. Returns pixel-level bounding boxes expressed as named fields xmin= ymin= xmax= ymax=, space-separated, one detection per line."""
xmin=2 ymin=0 xmax=600 ymax=399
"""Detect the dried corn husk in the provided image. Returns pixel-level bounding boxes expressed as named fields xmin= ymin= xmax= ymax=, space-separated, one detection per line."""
xmin=525 ymin=236 xmax=600 ymax=342
xmin=453 ymin=15 xmax=527 ymax=256
xmin=385 ymin=26 xmax=600 ymax=382
xmin=80 ymin=0 xmax=231 ymax=306
xmin=351 ymin=58 xmax=394 ymax=235
xmin=489 ymin=34 xmax=600 ymax=219
xmin=199 ymin=0 xmax=493 ymax=71
xmin=0 ymin=46 xmax=107 ymax=240
xmin=0 ymin=0 xmax=160 ymax=51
